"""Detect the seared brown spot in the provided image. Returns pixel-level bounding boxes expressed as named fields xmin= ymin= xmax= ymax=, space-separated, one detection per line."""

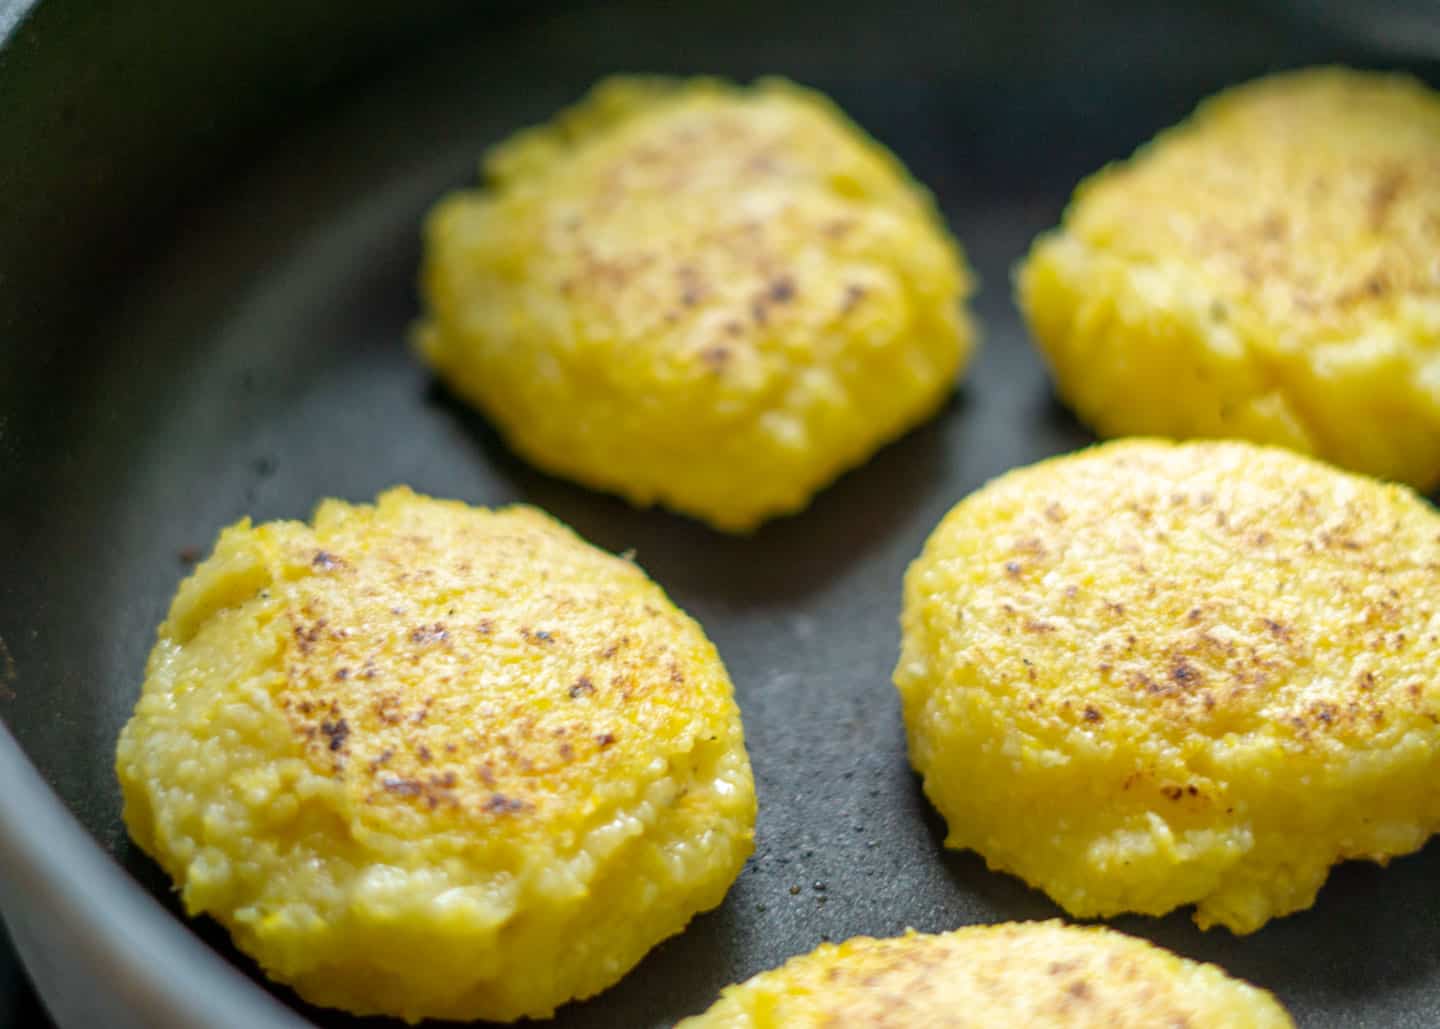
xmin=700 ymin=345 xmax=732 ymax=370
xmin=484 ymin=793 xmax=528 ymax=814
xmin=374 ymin=694 xmax=402 ymax=725
xmin=1257 ymin=212 xmax=1288 ymax=242
xmin=382 ymin=776 xmax=423 ymax=797
xmin=1169 ymin=658 xmax=1200 ymax=688
xmin=1014 ymin=537 xmax=1048 ymax=557
xmin=293 ymin=620 xmax=327 ymax=655
xmin=1261 ymin=617 xmax=1291 ymax=640
xmin=319 ymin=718 xmax=350 ymax=752
xmin=410 ymin=623 xmax=448 ymax=645
xmin=767 ymin=276 xmax=796 ymax=304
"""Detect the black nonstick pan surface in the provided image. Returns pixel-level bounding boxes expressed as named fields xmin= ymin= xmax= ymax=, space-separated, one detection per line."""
xmin=2 ymin=1 xmax=1439 ymax=1026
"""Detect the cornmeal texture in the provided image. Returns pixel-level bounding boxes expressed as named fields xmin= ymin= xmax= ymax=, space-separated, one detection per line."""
xmin=896 ymin=440 xmax=1440 ymax=932
xmin=116 ymin=488 xmax=755 ymax=1021
xmin=678 ymin=921 xmax=1292 ymax=1027
xmin=1019 ymin=67 xmax=1440 ymax=489
xmin=418 ymin=76 xmax=975 ymax=531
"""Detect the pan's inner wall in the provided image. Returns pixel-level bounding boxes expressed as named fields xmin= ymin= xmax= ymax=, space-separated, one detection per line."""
xmin=2 ymin=2 xmax=1438 ymax=1026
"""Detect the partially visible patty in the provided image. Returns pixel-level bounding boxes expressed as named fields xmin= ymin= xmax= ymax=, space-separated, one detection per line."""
xmin=1019 ymin=67 xmax=1440 ymax=489
xmin=678 ymin=921 xmax=1293 ymax=1027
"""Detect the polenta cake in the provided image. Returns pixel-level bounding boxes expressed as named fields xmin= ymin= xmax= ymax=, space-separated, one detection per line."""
xmin=418 ymin=75 xmax=976 ymax=532
xmin=116 ymin=488 xmax=756 ymax=1021
xmin=896 ymin=439 xmax=1440 ymax=933
xmin=678 ymin=922 xmax=1292 ymax=1027
xmin=1018 ymin=67 xmax=1440 ymax=489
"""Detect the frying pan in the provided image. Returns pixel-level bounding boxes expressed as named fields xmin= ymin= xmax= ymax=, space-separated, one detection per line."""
xmin=2 ymin=1 xmax=1438 ymax=1026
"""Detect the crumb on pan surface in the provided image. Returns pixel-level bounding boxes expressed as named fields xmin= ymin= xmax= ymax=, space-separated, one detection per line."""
xmin=1018 ymin=67 xmax=1440 ymax=489
xmin=896 ymin=439 xmax=1440 ymax=933
xmin=677 ymin=920 xmax=1293 ymax=1027
xmin=115 ymin=487 xmax=756 ymax=1022
xmin=417 ymin=75 xmax=975 ymax=532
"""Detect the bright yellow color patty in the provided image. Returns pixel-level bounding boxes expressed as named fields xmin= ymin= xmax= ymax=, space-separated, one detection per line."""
xmin=115 ymin=488 xmax=755 ymax=1022
xmin=1018 ymin=67 xmax=1440 ymax=490
xmin=896 ymin=439 xmax=1440 ymax=933
xmin=678 ymin=921 xmax=1292 ymax=1028
xmin=418 ymin=76 xmax=975 ymax=532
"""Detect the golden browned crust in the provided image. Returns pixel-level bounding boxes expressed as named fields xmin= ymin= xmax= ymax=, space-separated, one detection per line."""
xmin=679 ymin=922 xmax=1293 ymax=1027
xmin=117 ymin=488 xmax=755 ymax=1020
xmin=417 ymin=76 xmax=974 ymax=530
xmin=896 ymin=439 xmax=1440 ymax=931
xmin=1018 ymin=67 xmax=1440 ymax=489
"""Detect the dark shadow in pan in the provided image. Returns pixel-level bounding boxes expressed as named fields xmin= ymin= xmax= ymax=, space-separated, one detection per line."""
xmin=1122 ymin=843 xmax=1440 ymax=1010
xmin=1030 ymin=383 xmax=1093 ymax=445
xmin=908 ymin=763 xmax=1440 ymax=1017
xmin=911 ymin=770 xmax=1070 ymax=926
xmin=428 ymin=380 xmax=966 ymax=609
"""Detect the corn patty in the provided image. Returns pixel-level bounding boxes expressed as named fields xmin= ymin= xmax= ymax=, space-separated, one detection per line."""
xmin=896 ymin=440 xmax=1440 ymax=932
xmin=1018 ymin=67 xmax=1440 ymax=489
xmin=418 ymin=76 xmax=975 ymax=531
xmin=678 ymin=921 xmax=1292 ymax=1027
xmin=116 ymin=488 xmax=756 ymax=1021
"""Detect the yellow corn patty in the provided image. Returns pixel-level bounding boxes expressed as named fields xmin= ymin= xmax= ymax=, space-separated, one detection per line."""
xmin=895 ymin=439 xmax=1440 ymax=933
xmin=115 ymin=488 xmax=755 ymax=1021
xmin=677 ymin=921 xmax=1292 ymax=1027
xmin=417 ymin=76 xmax=975 ymax=532
xmin=1018 ymin=67 xmax=1440 ymax=490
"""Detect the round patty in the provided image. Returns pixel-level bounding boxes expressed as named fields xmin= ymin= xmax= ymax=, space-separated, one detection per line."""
xmin=418 ymin=75 xmax=975 ymax=531
xmin=1018 ymin=67 xmax=1440 ymax=490
xmin=116 ymin=488 xmax=755 ymax=1021
xmin=896 ymin=439 xmax=1440 ymax=932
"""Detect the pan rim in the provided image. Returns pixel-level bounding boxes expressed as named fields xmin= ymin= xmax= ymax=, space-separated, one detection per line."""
xmin=0 ymin=9 xmax=298 ymax=1023
xmin=0 ymin=6 xmax=302 ymax=1022
xmin=0 ymin=721 xmax=311 ymax=1027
